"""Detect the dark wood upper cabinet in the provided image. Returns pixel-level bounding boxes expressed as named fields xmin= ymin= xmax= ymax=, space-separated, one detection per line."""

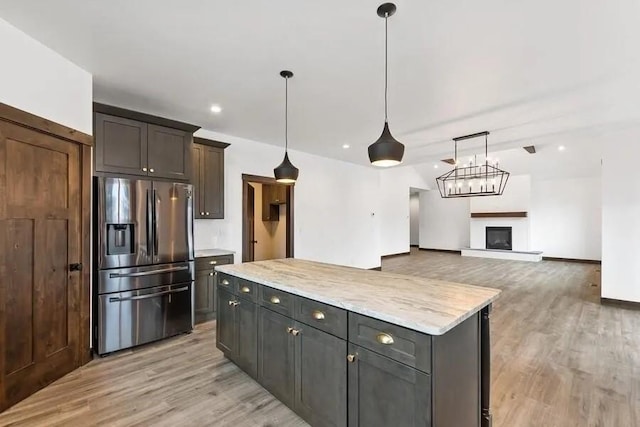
xmin=262 ymin=184 xmax=288 ymax=222
xmin=94 ymin=113 xmax=148 ymax=176
xmin=146 ymin=124 xmax=192 ymax=180
xmin=93 ymin=103 xmax=199 ymax=181
xmin=192 ymin=137 xmax=229 ymax=219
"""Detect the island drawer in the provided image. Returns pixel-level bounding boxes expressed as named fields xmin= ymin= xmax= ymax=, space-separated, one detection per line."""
xmin=216 ymin=272 xmax=236 ymax=291
xmin=236 ymin=278 xmax=258 ymax=302
xmin=294 ymin=297 xmax=347 ymax=339
xmin=259 ymin=286 xmax=294 ymax=316
xmin=348 ymin=313 xmax=431 ymax=373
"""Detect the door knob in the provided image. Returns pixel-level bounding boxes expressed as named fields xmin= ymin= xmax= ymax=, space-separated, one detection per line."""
xmin=251 ymin=240 xmax=258 ymax=244
xmin=69 ymin=263 xmax=83 ymax=272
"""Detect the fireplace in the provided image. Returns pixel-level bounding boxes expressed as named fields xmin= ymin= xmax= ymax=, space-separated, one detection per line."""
xmin=486 ymin=227 xmax=512 ymax=250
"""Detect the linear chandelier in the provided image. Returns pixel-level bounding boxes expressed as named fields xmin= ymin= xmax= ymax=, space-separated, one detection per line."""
xmin=435 ymin=131 xmax=510 ymax=198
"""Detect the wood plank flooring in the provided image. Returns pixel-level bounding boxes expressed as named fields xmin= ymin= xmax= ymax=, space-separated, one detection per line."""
xmin=1 ymin=250 xmax=638 ymax=426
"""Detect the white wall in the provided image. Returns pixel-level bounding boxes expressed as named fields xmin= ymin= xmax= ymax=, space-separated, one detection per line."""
xmin=379 ymin=166 xmax=430 ymax=255
xmin=409 ymin=193 xmax=420 ymax=246
xmin=0 ymin=17 xmax=92 ymax=134
xmin=194 ymin=130 xmax=381 ymax=269
xmin=530 ymin=176 xmax=602 ymax=260
xmin=469 ymin=175 xmax=530 ymax=213
xmin=601 ymin=128 xmax=640 ymax=302
xmin=419 ymin=190 xmax=470 ymax=250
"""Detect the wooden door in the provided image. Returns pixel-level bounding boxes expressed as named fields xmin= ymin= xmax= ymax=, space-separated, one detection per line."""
xmin=203 ymin=146 xmax=224 ymax=218
xmin=258 ymin=307 xmax=295 ymax=409
xmin=0 ymin=120 xmax=83 ymax=411
xmin=147 ymin=124 xmax=191 ymax=181
xmin=294 ymin=323 xmax=347 ymax=427
xmin=347 ymin=344 xmax=431 ymax=427
xmin=94 ymin=113 xmax=148 ymax=176
xmin=245 ymin=184 xmax=256 ymax=262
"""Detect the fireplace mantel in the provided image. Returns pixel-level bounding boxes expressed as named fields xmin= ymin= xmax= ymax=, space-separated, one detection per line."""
xmin=470 ymin=211 xmax=527 ymax=218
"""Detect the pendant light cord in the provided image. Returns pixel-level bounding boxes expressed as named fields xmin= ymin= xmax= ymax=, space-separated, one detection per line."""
xmin=384 ymin=13 xmax=389 ymax=123
xmin=285 ymin=76 xmax=289 ymax=152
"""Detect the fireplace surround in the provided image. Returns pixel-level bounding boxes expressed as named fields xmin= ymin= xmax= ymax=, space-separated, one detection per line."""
xmin=486 ymin=226 xmax=512 ymax=250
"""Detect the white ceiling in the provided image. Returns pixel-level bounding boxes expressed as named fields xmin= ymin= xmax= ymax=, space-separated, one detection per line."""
xmin=1 ymin=0 xmax=639 ymax=169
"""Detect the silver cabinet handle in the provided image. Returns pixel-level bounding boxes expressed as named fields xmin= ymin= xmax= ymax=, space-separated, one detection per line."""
xmin=209 ymin=272 xmax=214 ymax=276
xmin=221 ymin=279 xmax=230 ymax=285
xmin=270 ymin=296 xmax=281 ymax=304
xmin=200 ymin=212 xmax=205 ymax=215
xmin=109 ymin=286 xmax=189 ymax=303
xmin=228 ymin=300 xmax=239 ymax=307
xmin=109 ymin=265 xmax=189 ymax=278
xmin=149 ymin=168 xmax=155 ymax=173
xmin=142 ymin=167 xmax=148 ymax=172
xmin=240 ymin=286 xmax=251 ymax=293
xmin=291 ymin=329 xmax=300 ymax=336
xmin=347 ymin=354 xmax=356 ymax=363
xmin=205 ymin=212 xmax=210 ymax=216
xmin=209 ymin=260 xmax=217 ymax=265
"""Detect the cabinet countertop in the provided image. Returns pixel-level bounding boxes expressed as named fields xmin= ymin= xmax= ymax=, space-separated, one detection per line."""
xmin=216 ymin=258 xmax=500 ymax=336
xmin=195 ymin=249 xmax=235 ymax=258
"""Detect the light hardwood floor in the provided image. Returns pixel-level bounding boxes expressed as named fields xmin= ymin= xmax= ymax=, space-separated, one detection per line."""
xmin=1 ymin=251 xmax=638 ymax=426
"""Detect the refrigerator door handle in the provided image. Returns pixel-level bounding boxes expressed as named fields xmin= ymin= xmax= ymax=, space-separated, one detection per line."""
xmin=153 ymin=189 xmax=159 ymax=257
xmin=108 ymin=286 xmax=189 ymax=302
xmin=108 ymin=265 xmax=190 ymax=278
xmin=146 ymin=189 xmax=153 ymax=255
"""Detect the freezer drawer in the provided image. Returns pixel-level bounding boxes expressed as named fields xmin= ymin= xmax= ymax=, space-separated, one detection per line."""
xmin=98 ymin=261 xmax=194 ymax=294
xmin=98 ymin=283 xmax=193 ymax=355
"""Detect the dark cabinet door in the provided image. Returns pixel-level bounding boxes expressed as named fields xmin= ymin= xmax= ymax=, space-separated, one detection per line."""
xmin=294 ymin=322 xmax=347 ymax=427
xmin=203 ymin=146 xmax=224 ymax=218
xmin=235 ymin=298 xmax=258 ymax=378
xmin=258 ymin=307 xmax=296 ymax=409
xmin=192 ymin=144 xmax=204 ymax=218
xmin=216 ymin=287 xmax=236 ymax=355
xmin=147 ymin=124 xmax=192 ymax=181
xmin=348 ymin=344 xmax=431 ymax=427
xmin=194 ymin=269 xmax=214 ymax=323
xmin=94 ymin=113 xmax=148 ymax=176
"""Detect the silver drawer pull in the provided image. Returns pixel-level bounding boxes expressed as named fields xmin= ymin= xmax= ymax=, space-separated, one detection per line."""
xmin=270 ymin=296 xmax=281 ymax=304
xmin=228 ymin=300 xmax=239 ymax=307
xmin=221 ymin=279 xmax=230 ymax=285
xmin=240 ymin=286 xmax=251 ymax=293
xmin=209 ymin=272 xmax=214 ymax=276
xmin=209 ymin=260 xmax=217 ymax=265
xmin=347 ymin=354 xmax=356 ymax=363
xmin=376 ymin=333 xmax=394 ymax=345
xmin=312 ymin=310 xmax=325 ymax=321
xmin=109 ymin=286 xmax=189 ymax=303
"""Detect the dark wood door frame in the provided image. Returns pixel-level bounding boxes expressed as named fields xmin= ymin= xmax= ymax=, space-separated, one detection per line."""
xmin=0 ymin=103 xmax=93 ymax=369
xmin=242 ymin=174 xmax=294 ymax=262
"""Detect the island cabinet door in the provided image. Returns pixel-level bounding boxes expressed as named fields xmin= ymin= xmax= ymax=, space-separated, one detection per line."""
xmin=235 ymin=299 xmax=258 ymax=378
xmin=194 ymin=268 xmax=214 ymax=324
xmin=294 ymin=322 xmax=347 ymax=427
xmin=347 ymin=344 xmax=431 ymax=427
xmin=216 ymin=287 xmax=237 ymax=355
xmin=258 ymin=307 xmax=296 ymax=409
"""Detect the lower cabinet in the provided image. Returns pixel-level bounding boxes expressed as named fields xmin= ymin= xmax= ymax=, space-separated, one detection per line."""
xmin=216 ymin=286 xmax=258 ymax=378
xmin=347 ymin=344 xmax=431 ymax=427
xmin=195 ymin=255 xmax=234 ymax=324
xmin=258 ymin=308 xmax=296 ymax=408
xmin=258 ymin=307 xmax=347 ymax=427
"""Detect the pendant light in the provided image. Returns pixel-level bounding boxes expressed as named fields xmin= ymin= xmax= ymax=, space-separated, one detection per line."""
xmin=368 ymin=3 xmax=405 ymax=167
xmin=274 ymin=70 xmax=300 ymax=183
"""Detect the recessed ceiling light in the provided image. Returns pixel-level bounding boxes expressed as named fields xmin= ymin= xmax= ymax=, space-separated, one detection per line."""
xmin=210 ymin=105 xmax=222 ymax=114
xmin=433 ymin=164 xmax=439 ymax=169
xmin=342 ymin=144 xmax=350 ymax=149
xmin=558 ymin=145 xmax=565 ymax=151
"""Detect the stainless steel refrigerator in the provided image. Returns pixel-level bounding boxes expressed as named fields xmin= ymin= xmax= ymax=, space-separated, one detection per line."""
xmin=94 ymin=177 xmax=195 ymax=355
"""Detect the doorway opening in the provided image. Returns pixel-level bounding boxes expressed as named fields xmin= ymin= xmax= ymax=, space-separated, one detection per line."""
xmin=242 ymin=174 xmax=294 ymax=262
xmin=409 ymin=188 xmax=423 ymax=251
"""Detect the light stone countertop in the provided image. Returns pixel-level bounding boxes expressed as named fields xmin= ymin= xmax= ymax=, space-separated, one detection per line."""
xmin=216 ymin=258 xmax=500 ymax=336
xmin=195 ymin=249 xmax=235 ymax=258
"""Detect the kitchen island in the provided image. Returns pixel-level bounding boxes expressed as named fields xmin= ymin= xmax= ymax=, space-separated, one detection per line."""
xmin=215 ymin=258 xmax=500 ymax=427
